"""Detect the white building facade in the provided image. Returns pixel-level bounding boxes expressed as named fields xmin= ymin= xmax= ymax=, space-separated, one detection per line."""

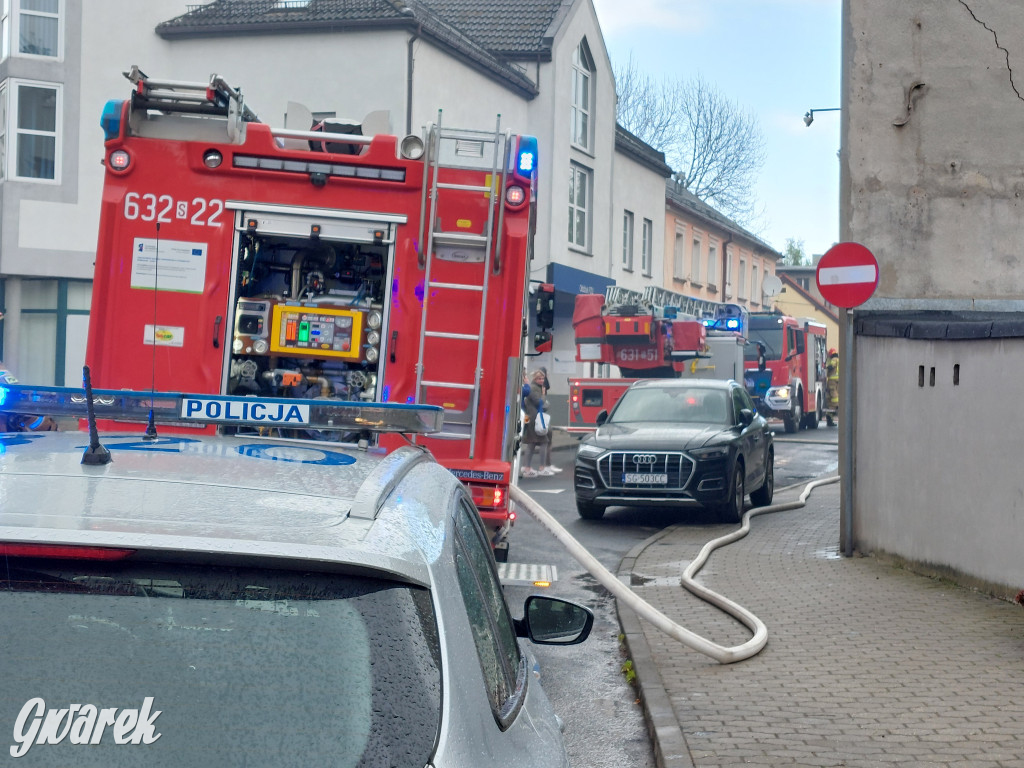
xmin=0 ymin=0 xmax=679 ymax=398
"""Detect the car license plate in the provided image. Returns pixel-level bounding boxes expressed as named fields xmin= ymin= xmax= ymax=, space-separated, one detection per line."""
xmin=623 ymin=473 xmax=668 ymax=484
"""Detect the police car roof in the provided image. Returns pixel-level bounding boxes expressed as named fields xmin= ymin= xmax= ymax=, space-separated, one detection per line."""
xmin=0 ymin=431 xmax=451 ymax=586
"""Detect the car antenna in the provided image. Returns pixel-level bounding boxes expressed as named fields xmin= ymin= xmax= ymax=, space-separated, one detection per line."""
xmin=143 ymin=222 xmax=160 ymax=440
xmin=81 ymin=365 xmax=112 ymax=466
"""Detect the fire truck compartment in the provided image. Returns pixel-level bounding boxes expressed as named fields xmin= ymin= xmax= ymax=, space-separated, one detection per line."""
xmin=227 ymin=211 xmax=391 ymax=403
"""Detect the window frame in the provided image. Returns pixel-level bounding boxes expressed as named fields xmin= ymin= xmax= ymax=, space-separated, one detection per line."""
xmin=0 ymin=81 xmax=6 ymax=180
xmin=724 ymin=245 xmax=733 ymax=297
xmin=622 ymin=210 xmax=634 ymax=271
xmin=707 ymin=241 xmax=718 ymax=292
xmin=17 ymin=277 xmax=89 ymax=385
xmin=691 ymin=235 xmax=702 ymax=285
xmin=673 ymin=229 xmax=686 ymax=280
xmin=453 ymin=496 xmax=526 ymax=729
xmin=641 ymin=218 xmax=653 ymax=277
xmin=3 ymin=77 xmax=62 ymax=183
xmin=738 ymin=257 xmax=747 ymax=299
xmin=568 ymin=162 xmax=591 ymax=251
xmin=570 ymin=40 xmax=594 ymax=151
xmin=5 ymin=0 xmax=63 ymax=60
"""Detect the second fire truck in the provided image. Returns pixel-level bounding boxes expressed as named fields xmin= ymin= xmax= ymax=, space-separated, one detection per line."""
xmin=568 ymin=286 xmax=747 ymax=431
xmin=742 ymin=312 xmax=828 ymax=433
xmin=86 ymin=67 xmax=540 ymax=560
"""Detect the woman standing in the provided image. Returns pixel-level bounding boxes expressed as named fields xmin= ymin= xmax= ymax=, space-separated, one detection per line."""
xmin=538 ymin=366 xmax=560 ymax=474
xmin=520 ymin=369 xmax=555 ymax=477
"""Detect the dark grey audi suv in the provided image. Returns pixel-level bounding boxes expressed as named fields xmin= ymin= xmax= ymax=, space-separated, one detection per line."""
xmin=573 ymin=379 xmax=774 ymax=523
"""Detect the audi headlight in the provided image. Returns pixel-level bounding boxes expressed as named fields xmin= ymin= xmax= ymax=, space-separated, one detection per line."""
xmin=577 ymin=443 xmax=605 ymax=459
xmin=689 ymin=445 xmax=730 ymax=460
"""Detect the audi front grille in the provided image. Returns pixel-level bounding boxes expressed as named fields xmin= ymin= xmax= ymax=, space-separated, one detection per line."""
xmin=597 ymin=451 xmax=694 ymax=489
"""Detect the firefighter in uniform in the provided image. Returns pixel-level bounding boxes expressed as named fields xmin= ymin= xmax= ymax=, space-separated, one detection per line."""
xmin=825 ymin=348 xmax=840 ymax=426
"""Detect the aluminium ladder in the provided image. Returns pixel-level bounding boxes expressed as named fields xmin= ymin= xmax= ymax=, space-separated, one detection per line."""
xmin=414 ymin=111 xmax=511 ymax=457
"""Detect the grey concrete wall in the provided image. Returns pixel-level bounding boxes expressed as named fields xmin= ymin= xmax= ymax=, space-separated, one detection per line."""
xmin=845 ymin=1 xmax=1024 ymax=595
xmin=853 ymin=335 xmax=1024 ymax=596
xmin=848 ymin=1 xmax=1024 ymax=304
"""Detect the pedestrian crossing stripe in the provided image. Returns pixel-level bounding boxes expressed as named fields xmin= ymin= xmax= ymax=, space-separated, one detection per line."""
xmin=498 ymin=562 xmax=558 ymax=586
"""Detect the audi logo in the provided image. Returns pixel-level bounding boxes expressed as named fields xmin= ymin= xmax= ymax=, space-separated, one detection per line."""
xmin=631 ymin=454 xmax=658 ymax=465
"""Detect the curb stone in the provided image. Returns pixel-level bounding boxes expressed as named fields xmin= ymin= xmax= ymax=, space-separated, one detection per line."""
xmin=616 ymin=528 xmax=695 ymax=768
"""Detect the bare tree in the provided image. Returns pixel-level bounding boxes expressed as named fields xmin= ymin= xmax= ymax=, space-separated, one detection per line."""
xmin=615 ymin=56 xmax=766 ymax=225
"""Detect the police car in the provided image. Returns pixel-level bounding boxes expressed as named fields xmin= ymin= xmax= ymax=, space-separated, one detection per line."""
xmin=0 ymin=384 xmax=592 ymax=767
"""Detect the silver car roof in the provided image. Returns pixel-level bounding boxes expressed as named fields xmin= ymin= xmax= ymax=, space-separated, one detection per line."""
xmin=0 ymin=431 xmax=452 ymax=586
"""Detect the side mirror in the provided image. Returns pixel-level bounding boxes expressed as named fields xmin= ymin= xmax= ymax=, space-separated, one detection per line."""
xmin=595 ymin=409 xmax=609 ymax=427
xmin=534 ymin=283 xmax=555 ymax=331
xmin=515 ymin=595 xmax=594 ymax=645
xmin=738 ymin=408 xmax=754 ymax=427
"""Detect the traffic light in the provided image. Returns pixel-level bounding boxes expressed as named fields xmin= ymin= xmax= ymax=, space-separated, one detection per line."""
xmin=534 ymin=283 xmax=555 ymax=331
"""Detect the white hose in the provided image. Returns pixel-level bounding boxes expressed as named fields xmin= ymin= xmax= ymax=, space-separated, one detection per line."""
xmin=509 ymin=474 xmax=840 ymax=664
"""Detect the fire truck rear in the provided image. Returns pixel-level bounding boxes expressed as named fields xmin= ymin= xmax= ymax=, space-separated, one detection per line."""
xmin=741 ymin=312 xmax=828 ymax=433
xmin=568 ymin=286 xmax=747 ymax=431
xmin=86 ymin=67 xmax=539 ymax=560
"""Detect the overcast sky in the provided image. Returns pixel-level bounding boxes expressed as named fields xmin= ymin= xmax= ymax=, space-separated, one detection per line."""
xmin=592 ymin=0 xmax=842 ymax=259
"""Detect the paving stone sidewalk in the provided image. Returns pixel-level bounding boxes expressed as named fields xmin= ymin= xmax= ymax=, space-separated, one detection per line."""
xmin=618 ymin=482 xmax=1024 ymax=768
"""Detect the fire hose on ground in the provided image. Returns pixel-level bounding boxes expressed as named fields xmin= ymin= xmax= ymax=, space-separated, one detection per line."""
xmin=508 ymin=475 xmax=840 ymax=664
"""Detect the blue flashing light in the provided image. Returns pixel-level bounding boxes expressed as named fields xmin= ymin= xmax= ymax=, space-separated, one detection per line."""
xmin=701 ymin=319 xmax=714 ymax=327
xmin=0 ymin=386 xmax=7 ymax=406
xmin=100 ymin=100 xmax=124 ymax=142
xmin=381 ymin=385 xmax=390 ymax=403
xmin=516 ymin=135 xmax=538 ymax=178
xmin=726 ymin=319 xmax=740 ymax=330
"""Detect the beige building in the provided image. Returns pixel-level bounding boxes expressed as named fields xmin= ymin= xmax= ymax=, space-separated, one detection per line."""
xmin=664 ymin=180 xmax=780 ymax=313
xmin=773 ymin=274 xmax=839 ymax=352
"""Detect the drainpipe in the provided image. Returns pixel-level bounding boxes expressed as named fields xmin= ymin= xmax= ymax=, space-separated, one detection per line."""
xmin=405 ymin=24 xmax=422 ymax=136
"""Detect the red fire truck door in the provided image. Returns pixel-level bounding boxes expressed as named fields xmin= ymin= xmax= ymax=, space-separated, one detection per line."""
xmin=88 ymin=207 xmax=235 ymax=394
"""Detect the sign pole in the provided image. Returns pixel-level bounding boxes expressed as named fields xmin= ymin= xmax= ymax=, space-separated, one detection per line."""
xmin=816 ymin=242 xmax=879 ymax=559
xmin=841 ymin=308 xmax=854 ymax=557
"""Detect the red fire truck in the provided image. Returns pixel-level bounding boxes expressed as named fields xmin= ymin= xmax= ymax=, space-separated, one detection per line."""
xmin=567 ymin=286 xmax=747 ymax=431
xmin=741 ymin=312 xmax=828 ymax=433
xmin=86 ymin=67 xmax=539 ymax=560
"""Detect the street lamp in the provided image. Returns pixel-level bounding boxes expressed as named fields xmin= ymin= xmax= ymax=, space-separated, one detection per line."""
xmin=803 ymin=107 xmax=840 ymax=127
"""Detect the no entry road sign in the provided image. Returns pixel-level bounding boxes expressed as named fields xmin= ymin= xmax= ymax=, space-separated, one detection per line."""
xmin=816 ymin=242 xmax=879 ymax=308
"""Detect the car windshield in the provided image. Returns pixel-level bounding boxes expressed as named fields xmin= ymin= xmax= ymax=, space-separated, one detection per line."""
xmin=0 ymin=559 xmax=441 ymax=768
xmin=611 ymin=386 xmax=730 ymax=425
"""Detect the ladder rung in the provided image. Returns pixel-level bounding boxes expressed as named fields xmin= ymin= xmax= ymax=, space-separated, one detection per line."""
xmin=425 ymin=331 xmax=480 ymax=340
xmin=437 ymin=127 xmax=501 ymax=143
xmin=421 ymin=380 xmax=476 ymax=390
xmin=433 ymin=232 xmax=487 ymax=246
xmin=427 ymin=281 xmax=484 ymax=291
xmin=436 ymin=182 xmax=492 ymax=192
